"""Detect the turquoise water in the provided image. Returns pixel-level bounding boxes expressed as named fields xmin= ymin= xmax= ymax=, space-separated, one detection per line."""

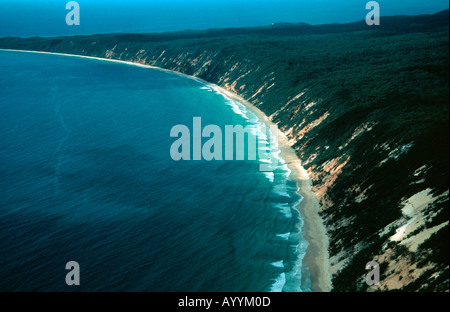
xmin=0 ymin=50 xmax=310 ymax=291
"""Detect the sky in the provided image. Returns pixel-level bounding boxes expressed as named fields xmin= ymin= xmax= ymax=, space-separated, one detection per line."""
xmin=0 ymin=0 xmax=448 ymax=37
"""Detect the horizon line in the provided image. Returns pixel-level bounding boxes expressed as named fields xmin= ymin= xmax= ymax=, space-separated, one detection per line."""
xmin=1 ymin=8 xmax=447 ymax=40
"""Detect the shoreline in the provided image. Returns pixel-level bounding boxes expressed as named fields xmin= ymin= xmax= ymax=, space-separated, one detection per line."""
xmin=0 ymin=48 xmax=332 ymax=292
xmin=215 ymin=86 xmax=332 ymax=292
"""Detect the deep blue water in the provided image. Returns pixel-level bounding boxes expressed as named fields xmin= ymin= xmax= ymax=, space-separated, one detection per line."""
xmin=0 ymin=50 xmax=310 ymax=291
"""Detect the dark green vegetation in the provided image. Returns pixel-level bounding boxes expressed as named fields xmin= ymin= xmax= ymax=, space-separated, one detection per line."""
xmin=1 ymin=10 xmax=448 ymax=291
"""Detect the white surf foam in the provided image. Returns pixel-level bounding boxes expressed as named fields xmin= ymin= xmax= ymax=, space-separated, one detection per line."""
xmin=270 ymin=272 xmax=286 ymax=292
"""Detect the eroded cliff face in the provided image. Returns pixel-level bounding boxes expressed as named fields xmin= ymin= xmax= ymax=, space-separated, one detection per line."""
xmin=0 ymin=13 xmax=448 ymax=291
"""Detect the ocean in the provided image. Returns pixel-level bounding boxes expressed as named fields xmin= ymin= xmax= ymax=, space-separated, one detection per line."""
xmin=0 ymin=50 xmax=310 ymax=291
xmin=1 ymin=1 xmax=447 ymax=38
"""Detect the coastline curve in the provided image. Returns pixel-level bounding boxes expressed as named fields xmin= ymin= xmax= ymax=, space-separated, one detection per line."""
xmin=0 ymin=48 xmax=332 ymax=292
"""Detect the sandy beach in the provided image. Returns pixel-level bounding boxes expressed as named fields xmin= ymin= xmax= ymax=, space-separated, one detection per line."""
xmin=214 ymin=86 xmax=332 ymax=292
xmin=0 ymin=48 xmax=332 ymax=292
